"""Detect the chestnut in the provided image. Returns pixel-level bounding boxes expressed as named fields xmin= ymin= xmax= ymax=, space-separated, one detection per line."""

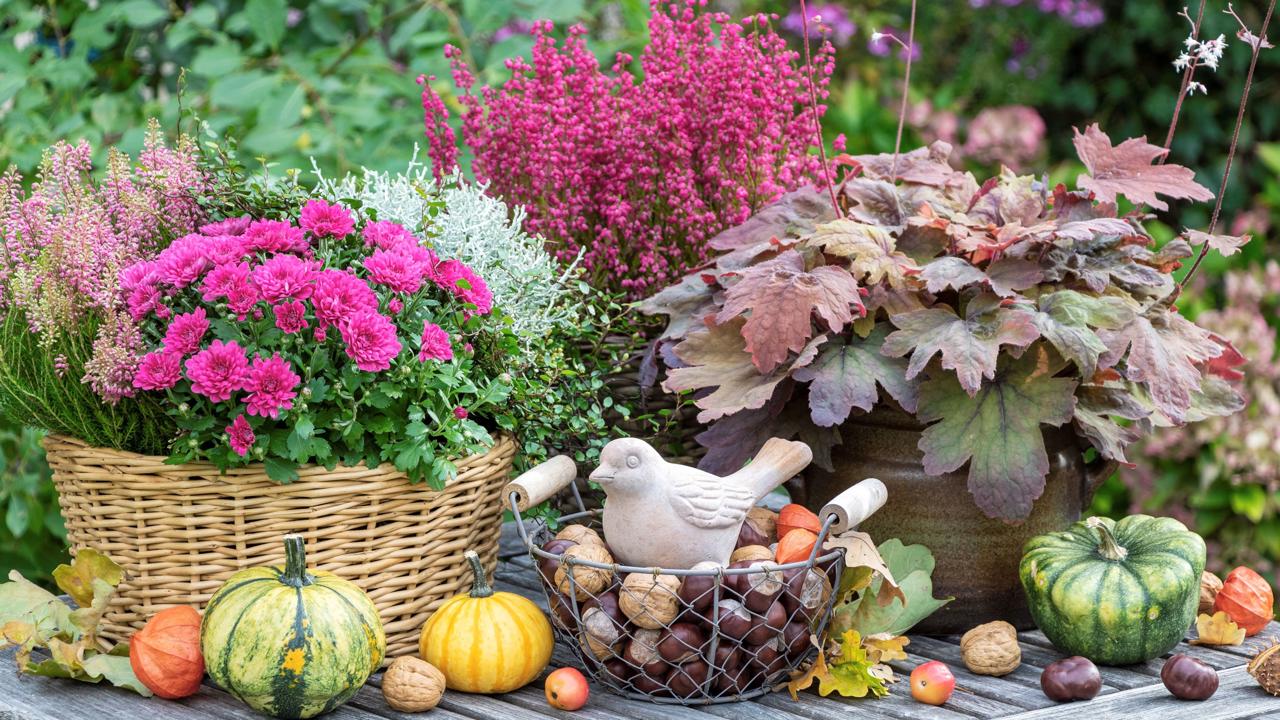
xmin=669 ymin=659 xmax=710 ymax=698
xmin=713 ymin=661 xmax=756 ymax=695
xmin=631 ymin=665 xmax=670 ymax=696
xmin=1161 ymin=654 xmax=1218 ymax=700
xmin=742 ymin=563 xmax=784 ymax=614
xmin=547 ymin=591 xmax=576 ymax=629
xmin=658 ymin=622 xmax=707 ymax=663
xmin=737 ymin=517 xmax=770 ymax=549
xmin=782 ymin=567 xmax=832 ymax=621
xmin=748 ymin=638 xmax=787 ymax=680
xmin=624 ymin=628 xmax=668 ymax=676
xmin=538 ymin=539 xmax=577 ymax=584
xmin=714 ymin=599 xmax=754 ymax=641
xmin=782 ymin=621 xmax=810 ymax=659
xmin=712 ymin=641 xmax=743 ymax=672
xmin=744 ymin=601 xmax=787 ymax=645
xmin=603 ymin=657 xmax=633 ymax=683
xmin=580 ymin=596 xmax=625 ymax=660
xmin=679 ymin=562 xmax=722 ymax=612
xmin=1041 ymin=656 xmax=1102 ymax=702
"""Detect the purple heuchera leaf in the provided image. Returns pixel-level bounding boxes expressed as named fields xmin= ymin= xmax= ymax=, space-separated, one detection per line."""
xmin=985 ymin=257 xmax=1043 ymax=298
xmin=920 ymin=257 xmax=987 ymax=294
xmin=708 ymin=186 xmax=835 ymax=251
xmin=916 ymin=344 xmax=1078 ymax=522
xmin=793 ymin=324 xmax=919 ymax=427
xmin=1073 ymin=385 xmax=1150 ymax=464
xmin=1098 ymin=310 xmax=1226 ymax=424
xmin=1184 ymin=228 xmax=1252 ymax=258
xmin=1073 ymin=124 xmax=1214 ymax=211
xmin=1033 ymin=290 xmax=1135 ymax=377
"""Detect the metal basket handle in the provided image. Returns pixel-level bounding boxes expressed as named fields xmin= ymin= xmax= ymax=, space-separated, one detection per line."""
xmin=504 ymin=455 xmax=578 ymax=512
xmin=820 ymin=478 xmax=888 ymax=534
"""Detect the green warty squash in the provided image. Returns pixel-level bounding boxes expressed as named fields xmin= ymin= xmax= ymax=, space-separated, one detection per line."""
xmin=1020 ymin=515 xmax=1205 ymax=665
xmin=201 ymin=534 xmax=386 ymax=718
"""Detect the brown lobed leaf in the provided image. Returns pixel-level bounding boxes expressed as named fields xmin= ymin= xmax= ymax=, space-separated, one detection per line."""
xmin=716 ymin=250 xmax=863 ymax=373
xmin=1184 ymin=228 xmax=1252 ymax=258
xmin=823 ymin=531 xmax=904 ymax=605
xmin=708 ymin=185 xmax=836 ymax=251
xmin=1073 ymin=124 xmax=1214 ymax=211
xmin=806 ymin=219 xmax=920 ymax=289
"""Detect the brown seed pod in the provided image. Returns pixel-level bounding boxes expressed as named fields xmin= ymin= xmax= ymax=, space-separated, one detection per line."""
xmin=619 ymin=572 xmax=682 ymax=629
xmin=714 ymin=599 xmax=754 ymax=641
xmin=555 ymin=542 xmax=615 ymax=600
xmin=731 ymin=545 xmax=774 ymax=564
xmin=1248 ymin=641 xmax=1280 ymax=696
xmin=960 ymin=620 xmax=1021 ymax=677
xmin=1200 ymin=571 xmax=1224 ymax=615
xmin=556 ymin=524 xmax=604 ymax=547
xmin=744 ymin=601 xmax=787 ymax=645
xmin=669 ymin=659 xmax=710 ymax=698
xmin=741 ymin=562 xmax=785 ymax=614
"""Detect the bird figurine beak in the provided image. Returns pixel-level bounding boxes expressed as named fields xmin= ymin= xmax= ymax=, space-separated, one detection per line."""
xmin=588 ymin=468 xmax=614 ymax=485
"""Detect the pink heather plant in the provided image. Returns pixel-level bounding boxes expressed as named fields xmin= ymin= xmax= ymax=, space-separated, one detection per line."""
xmin=421 ymin=0 xmax=836 ymax=299
xmin=126 ymin=201 xmax=513 ymax=486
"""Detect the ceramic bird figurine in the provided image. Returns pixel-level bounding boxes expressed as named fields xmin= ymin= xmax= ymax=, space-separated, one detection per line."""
xmin=588 ymin=436 xmax=813 ymax=568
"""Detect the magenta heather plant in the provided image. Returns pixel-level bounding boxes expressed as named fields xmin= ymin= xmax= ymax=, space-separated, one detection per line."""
xmin=421 ymin=0 xmax=837 ymax=299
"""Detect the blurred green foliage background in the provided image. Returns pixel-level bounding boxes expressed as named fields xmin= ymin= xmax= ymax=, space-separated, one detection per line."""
xmin=2 ymin=0 xmax=1278 ymax=584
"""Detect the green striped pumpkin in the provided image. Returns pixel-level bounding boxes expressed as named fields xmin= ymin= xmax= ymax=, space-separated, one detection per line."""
xmin=1020 ymin=515 xmax=1205 ymax=665
xmin=201 ymin=534 xmax=386 ymax=719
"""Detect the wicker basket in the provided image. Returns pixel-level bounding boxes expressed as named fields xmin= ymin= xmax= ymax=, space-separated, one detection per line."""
xmin=43 ymin=433 xmax=516 ymax=658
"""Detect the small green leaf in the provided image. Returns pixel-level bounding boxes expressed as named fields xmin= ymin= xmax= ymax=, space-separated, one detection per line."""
xmin=263 ymin=457 xmax=299 ymax=483
xmin=5 ymin=496 xmax=29 ymax=537
xmin=244 ymin=0 xmax=287 ymax=49
xmin=114 ymin=0 xmax=168 ymax=28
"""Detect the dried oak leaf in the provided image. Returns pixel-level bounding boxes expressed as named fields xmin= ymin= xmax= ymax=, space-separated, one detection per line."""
xmin=1184 ymin=228 xmax=1253 ymax=257
xmin=917 ymin=344 xmax=1078 ymax=521
xmin=881 ymin=299 xmax=1041 ymax=397
xmin=716 ymin=250 xmax=863 ymax=373
xmin=787 ymin=630 xmax=890 ymax=699
xmin=806 ymin=219 xmax=920 ymax=289
xmin=663 ymin=317 xmax=823 ymax=423
xmin=823 ymin=531 xmax=903 ymax=605
xmin=1034 ymin=290 xmax=1136 ymax=377
xmin=1073 ymin=385 xmax=1150 ymax=464
xmin=1073 ymin=124 xmax=1214 ymax=211
xmin=793 ymin=324 xmax=919 ymax=427
xmin=1098 ymin=310 xmax=1225 ymax=424
xmin=1192 ymin=611 xmax=1246 ymax=646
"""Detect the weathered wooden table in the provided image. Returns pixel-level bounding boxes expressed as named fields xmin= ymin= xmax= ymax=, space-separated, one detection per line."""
xmin=4 ymin=525 xmax=1280 ymax=719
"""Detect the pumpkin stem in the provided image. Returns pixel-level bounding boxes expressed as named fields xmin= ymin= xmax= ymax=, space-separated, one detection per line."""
xmin=464 ymin=550 xmax=494 ymax=598
xmin=1086 ymin=517 xmax=1128 ymax=562
xmin=280 ymin=534 xmax=315 ymax=587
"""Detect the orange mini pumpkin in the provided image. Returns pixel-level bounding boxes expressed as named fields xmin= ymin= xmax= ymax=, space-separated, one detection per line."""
xmin=1215 ymin=567 xmax=1274 ymax=636
xmin=130 ymin=605 xmax=205 ymax=699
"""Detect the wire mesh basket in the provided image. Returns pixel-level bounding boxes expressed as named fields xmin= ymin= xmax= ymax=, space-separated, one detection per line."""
xmin=504 ymin=455 xmax=887 ymax=705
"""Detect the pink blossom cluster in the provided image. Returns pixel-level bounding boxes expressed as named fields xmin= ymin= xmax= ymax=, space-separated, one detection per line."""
xmin=126 ymin=200 xmax=496 ymax=458
xmin=421 ymin=0 xmax=835 ymax=299
xmin=0 ymin=127 xmax=206 ymax=402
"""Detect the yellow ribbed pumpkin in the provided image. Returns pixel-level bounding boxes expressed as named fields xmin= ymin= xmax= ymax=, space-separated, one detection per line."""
xmin=419 ymin=550 xmax=553 ymax=693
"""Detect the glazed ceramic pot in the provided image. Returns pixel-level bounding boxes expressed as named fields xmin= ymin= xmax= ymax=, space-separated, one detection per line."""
xmin=798 ymin=403 xmax=1113 ymax=634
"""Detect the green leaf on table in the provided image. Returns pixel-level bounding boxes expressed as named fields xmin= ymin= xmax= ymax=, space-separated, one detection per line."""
xmin=916 ymin=344 xmax=1077 ymax=521
xmin=794 ymin=324 xmax=918 ymax=426
xmin=1034 ymin=290 xmax=1134 ymax=377
xmin=841 ymin=539 xmax=952 ymax=637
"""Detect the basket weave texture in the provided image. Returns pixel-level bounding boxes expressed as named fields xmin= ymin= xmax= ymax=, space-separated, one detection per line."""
xmin=43 ymin=432 xmax=516 ymax=658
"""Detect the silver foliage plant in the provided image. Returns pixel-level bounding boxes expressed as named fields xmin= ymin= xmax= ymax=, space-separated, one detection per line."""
xmin=311 ymin=149 xmax=582 ymax=350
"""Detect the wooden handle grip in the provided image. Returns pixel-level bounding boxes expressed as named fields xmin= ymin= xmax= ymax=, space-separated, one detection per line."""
xmin=821 ymin=478 xmax=888 ymax=534
xmin=503 ymin=455 xmax=577 ymax=512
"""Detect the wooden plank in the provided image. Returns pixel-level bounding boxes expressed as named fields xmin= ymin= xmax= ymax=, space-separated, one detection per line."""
xmin=1008 ymin=666 xmax=1279 ymax=719
xmin=754 ymin=687 xmax=976 ymax=720
xmin=346 ymin=682 xmax=475 ymax=720
xmin=1011 ymin=633 xmax=1153 ymax=690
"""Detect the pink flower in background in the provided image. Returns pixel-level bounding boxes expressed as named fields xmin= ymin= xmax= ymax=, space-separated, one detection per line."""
xmin=155 ymin=234 xmax=211 ymax=288
xmin=122 ymin=261 xmax=164 ymax=320
xmin=299 ymin=199 xmax=355 ymax=238
xmin=226 ymin=415 xmax=255 ymax=457
xmin=962 ymin=105 xmax=1046 ymax=170
xmin=253 ymin=254 xmax=319 ymax=303
xmin=163 ymin=307 xmax=209 ymax=356
xmin=273 ymin=300 xmax=309 ymax=334
xmin=418 ymin=322 xmax=454 ymax=362
xmin=363 ymin=220 xmax=417 ymax=250
xmin=388 ymin=297 xmax=403 ymax=314
xmin=200 ymin=216 xmax=251 ymax=236
xmin=243 ymin=219 xmax=308 ymax=254
xmin=133 ymin=350 xmax=183 ymax=390
xmin=312 ymin=269 xmax=379 ymax=328
xmin=203 ymin=234 xmax=249 ymax=266
xmin=339 ymin=310 xmax=402 ymax=371
xmin=365 ymin=248 xmax=431 ymax=294
xmin=185 ymin=339 xmax=251 ymax=403
xmin=243 ymin=353 xmax=301 ymax=418
xmin=201 ymin=262 xmax=253 ymax=302
xmin=453 ymin=406 xmax=468 ymax=420
xmin=435 ymin=259 xmax=492 ymax=314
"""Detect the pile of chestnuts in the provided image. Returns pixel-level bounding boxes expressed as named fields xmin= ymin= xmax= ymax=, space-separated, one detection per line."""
xmin=534 ymin=520 xmax=837 ymax=699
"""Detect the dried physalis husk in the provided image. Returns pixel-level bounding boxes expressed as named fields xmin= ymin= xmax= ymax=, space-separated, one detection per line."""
xmin=555 ymin=542 xmax=614 ymax=600
xmin=960 ymin=620 xmax=1021 ymax=676
xmin=1200 ymin=571 xmax=1224 ymax=615
xmin=556 ymin=524 xmax=604 ymax=547
xmin=1249 ymin=641 xmax=1280 ymax=696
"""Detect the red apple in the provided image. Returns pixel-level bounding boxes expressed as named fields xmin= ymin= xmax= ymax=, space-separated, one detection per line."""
xmin=545 ymin=667 xmax=589 ymax=711
xmin=910 ymin=660 xmax=955 ymax=706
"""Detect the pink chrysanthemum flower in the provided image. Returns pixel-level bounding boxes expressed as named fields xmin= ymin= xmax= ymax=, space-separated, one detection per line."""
xmin=133 ymin=350 xmax=183 ymax=390
xmin=418 ymin=321 xmax=454 ymax=362
xmin=364 ymin=248 xmax=431 ymax=294
xmin=200 ymin=216 xmax=251 ymax=236
xmin=226 ymin=280 xmax=260 ymax=319
xmin=201 ymin=261 xmax=252 ymax=302
xmin=273 ymin=300 xmax=309 ymax=334
xmin=155 ymin=234 xmax=211 ymax=288
xmin=242 ymin=219 xmax=308 ymax=254
xmin=339 ymin=310 xmax=402 ymax=372
xmin=453 ymin=406 xmax=469 ymax=420
xmin=121 ymin=260 xmax=163 ymax=320
xmin=253 ymin=254 xmax=319 ymax=304
xmin=163 ymin=307 xmax=209 ymax=357
xmin=311 ymin=269 xmax=379 ymax=328
xmin=226 ymin=415 xmax=255 ymax=457
xmin=203 ymin=234 xmax=249 ymax=266
xmin=435 ymin=259 xmax=493 ymax=315
xmin=243 ymin=353 xmax=301 ymax=419
xmin=184 ymin=339 xmax=251 ymax=403
xmin=299 ymin=199 xmax=355 ymax=238
xmin=362 ymin=220 xmax=417 ymax=250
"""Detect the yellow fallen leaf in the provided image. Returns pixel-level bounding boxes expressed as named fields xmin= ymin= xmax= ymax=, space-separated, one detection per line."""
xmin=864 ymin=633 xmax=910 ymax=664
xmin=1191 ymin=611 xmax=1245 ymax=646
xmin=52 ymin=549 xmax=122 ymax=608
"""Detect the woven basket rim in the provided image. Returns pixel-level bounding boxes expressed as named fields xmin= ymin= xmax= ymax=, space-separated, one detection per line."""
xmin=43 ymin=431 xmax=516 ymax=482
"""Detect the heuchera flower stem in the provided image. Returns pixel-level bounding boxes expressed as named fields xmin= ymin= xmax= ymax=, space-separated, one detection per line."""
xmin=1162 ymin=0 xmax=1208 ymax=156
xmin=1180 ymin=0 xmax=1275 ymax=292
xmin=798 ymin=0 xmax=842 ymax=218
xmin=890 ymin=0 xmax=919 ymax=182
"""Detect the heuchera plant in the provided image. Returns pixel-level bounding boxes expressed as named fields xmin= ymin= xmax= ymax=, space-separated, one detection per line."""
xmin=642 ymin=127 xmax=1250 ymax=522
xmin=125 ymin=200 xmax=513 ymax=487
xmin=420 ymin=0 xmax=836 ymax=299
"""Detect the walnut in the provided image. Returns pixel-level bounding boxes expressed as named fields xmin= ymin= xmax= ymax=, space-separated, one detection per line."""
xmin=619 ymin=572 xmax=682 ymax=629
xmin=555 ymin=542 xmax=615 ymax=600
xmin=960 ymin=620 xmax=1021 ymax=676
xmin=1200 ymin=571 xmax=1224 ymax=615
xmin=555 ymin=524 xmax=604 ymax=547
xmin=382 ymin=656 xmax=446 ymax=712
xmin=730 ymin=545 xmax=774 ymax=564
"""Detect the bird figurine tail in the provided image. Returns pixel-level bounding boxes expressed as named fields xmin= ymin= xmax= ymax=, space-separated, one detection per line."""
xmin=735 ymin=438 xmax=813 ymax=499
